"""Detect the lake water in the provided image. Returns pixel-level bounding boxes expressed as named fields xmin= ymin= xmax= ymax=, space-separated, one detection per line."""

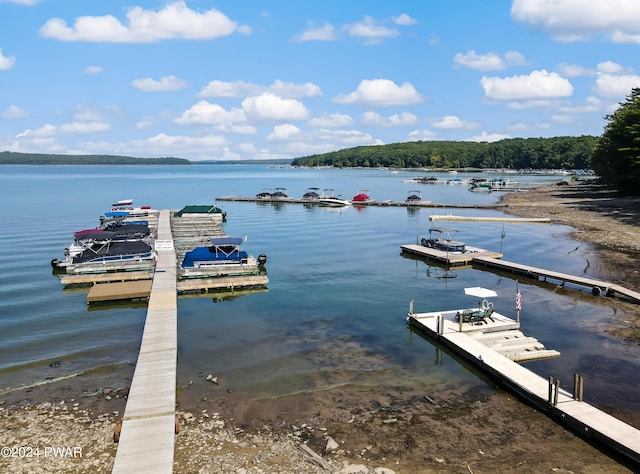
xmin=0 ymin=165 xmax=638 ymax=427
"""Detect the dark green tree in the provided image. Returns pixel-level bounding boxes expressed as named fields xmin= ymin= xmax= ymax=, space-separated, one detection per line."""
xmin=591 ymin=88 xmax=640 ymax=194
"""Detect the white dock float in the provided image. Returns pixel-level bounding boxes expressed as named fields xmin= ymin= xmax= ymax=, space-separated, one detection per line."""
xmin=407 ymin=310 xmax=640 ymax=467
xmin=112 ymin=210 xmax=177 ymax=474
xmin=429 ymin=214 xmax=550 ymax=223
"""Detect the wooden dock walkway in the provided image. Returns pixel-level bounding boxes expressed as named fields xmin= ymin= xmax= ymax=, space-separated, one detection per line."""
xmin=407 ymin=310 xmax=640 ymax=467
xmin=111 ymin=210 xmax=177 ymax=473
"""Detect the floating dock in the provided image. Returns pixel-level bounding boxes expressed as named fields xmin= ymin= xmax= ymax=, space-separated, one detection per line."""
xmin=86 ymin=280 xmax=153 ymax=303
xmin=400 ymin=244 xmax=503 ymax=265
xmin=401 ymin=245 xmax=640 ymax=304
xmin=58 ymin=208 xmax=268 ymax=303
xmin=215 ymin=195 xmax=505 ymax=209
xmin=473 ymin=256 xmax=640 ymax=303
xmin=429 ymin=214 xmax=550 ymax=223
xmin=407 ymin=307 xmax=640 ymax=467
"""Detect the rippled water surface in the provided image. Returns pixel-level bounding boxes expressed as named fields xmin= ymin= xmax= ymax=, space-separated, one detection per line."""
xmin=0 ymin=165 xmax=638 ymax=425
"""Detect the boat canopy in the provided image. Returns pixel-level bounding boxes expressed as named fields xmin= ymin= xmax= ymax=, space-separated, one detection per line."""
xmin=211 ymin=237 xmax=243 ymax=246
xmin=75 ymin=230 xmax=117 ymax=241
xmin=173 ymin=205 xmax=222 ymax=217
xmin=104 ymin=211 xmax=130 ymax=218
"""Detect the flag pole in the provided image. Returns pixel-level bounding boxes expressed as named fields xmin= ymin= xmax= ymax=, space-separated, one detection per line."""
xmin=515 ymin=279 xmax=521 ymax=323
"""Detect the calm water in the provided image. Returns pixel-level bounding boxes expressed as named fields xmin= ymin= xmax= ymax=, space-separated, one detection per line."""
xmin=0 ymin=165 xmax=638 ymax=426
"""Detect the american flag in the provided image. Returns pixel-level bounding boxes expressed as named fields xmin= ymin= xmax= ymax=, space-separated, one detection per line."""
xmin=516 ymin=290 xmax=522 ymax=311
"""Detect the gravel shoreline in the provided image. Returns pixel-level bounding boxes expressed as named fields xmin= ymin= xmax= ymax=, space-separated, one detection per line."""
xmin=1 ymin=180 xmax=639 ymax=473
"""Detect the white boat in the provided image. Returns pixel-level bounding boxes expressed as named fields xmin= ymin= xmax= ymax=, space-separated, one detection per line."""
xmin=319 ymin=196 xmax=352 ymax=207
xmin=318 ymin=188 xmax=351 ymax=207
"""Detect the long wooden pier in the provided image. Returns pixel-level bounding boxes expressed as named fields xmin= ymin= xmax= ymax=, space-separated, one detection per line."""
xmin=407 ymin=310 xmax=640 ymax=468
xmin=111 ymin=210 xmax=177 ymax=473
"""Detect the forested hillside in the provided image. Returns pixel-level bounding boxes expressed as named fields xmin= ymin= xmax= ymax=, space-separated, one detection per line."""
xmin=0 ymin=152 xmax=190 ymax=165
xmin=291 ymin=136 xmax=598 ymax=169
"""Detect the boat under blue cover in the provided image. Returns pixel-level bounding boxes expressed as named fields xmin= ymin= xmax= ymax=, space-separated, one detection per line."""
xmin=182 ymin=237 xmax=249 ymax=268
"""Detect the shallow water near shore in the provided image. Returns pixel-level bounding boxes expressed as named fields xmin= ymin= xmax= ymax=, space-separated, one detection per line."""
xmin=0 ymin=165 xmax=638 ymax=435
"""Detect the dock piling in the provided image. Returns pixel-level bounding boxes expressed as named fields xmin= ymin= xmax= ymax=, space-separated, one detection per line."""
xmin=574 ymin=374 xmax=584 ymax=402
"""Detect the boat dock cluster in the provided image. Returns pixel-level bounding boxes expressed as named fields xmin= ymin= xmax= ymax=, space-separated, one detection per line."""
xmin=52 ymin=200 xmax=268 ymax=303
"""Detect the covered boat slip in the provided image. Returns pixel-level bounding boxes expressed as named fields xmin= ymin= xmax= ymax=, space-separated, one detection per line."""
xmin=59 ymin=205 xmax=268 ymax=302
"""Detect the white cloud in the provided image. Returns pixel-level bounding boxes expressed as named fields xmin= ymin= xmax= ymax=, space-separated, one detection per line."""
xmin=59 ymin=121 xmax=110 ymax=133
xmin=3 ymin=105 xmax=28 ymax=119
xmin=147 ymin=132 xmax=225 ymax=148
xmin=508 ymin=122 xmax=550 ymax=131
xmin=556 ymin=63 xmax=594 ymax=77
xmin=308 ymin=113 xmax=353 ymax=128
xmin=511 ymin=0 xmax=640 ymax=43
xmin=241 ymin=93 xmax=309 ymax=121
xmin=431 ymin=115 xmax=478 ymax=130
xmin=408 ymin=129 xmax=437 ymax=140
xmin=199 ymin=80 xmax=264 ymax=98
xmin=294 ymin=24 xmax=336 ymax=42
xmin=453 ymin=50 xmax=525 ymax=71
xmin=466 ymin=131 xmax=511 ymax=142
xmin=268 ymin=80 xmax=322 ymax=99
xmin=392 ymin=13 xmax=417 ymax=26
xmin=174 ymin=100 xmax=246 ymax=125
xmin=334 ymin=79 xmax=423 ymax=106
xmin=480 ymin=70 xmax=573 ymax=100
xmin=82 ymin=65 xmax=103 ymax=74
xmin=199 ymin=79 xmax=321 ymax=99
xmin=596 ymin=61 xmax=631 ymax=75
xmin=40 ymin=1 xmax=250 ymax=43
xmin=342 ymin=16 xmax=400 ymax=44
xmin=267 ymin=124 xmax=301 ymax=141
xmin=0 ymin=48 xmax=16 ymax=70
xmin=558 ymin=96 xmax=603 ymax=113
xmin=16 ymin=124 xmax=58 ymax=139
xmin=2 ymin=0 xmax=39 ymax=4
xmin=131 ymin=75 xmax=187 ymax=92
xmin=361 ymin=111 xmax=417 ymax=126
xmin=593 ymin=74 xmax=640 ymax=97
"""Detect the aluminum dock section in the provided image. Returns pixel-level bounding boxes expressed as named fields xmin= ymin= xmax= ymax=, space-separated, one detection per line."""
xmin=400 ymin=244 xmax=503 ymax=265
xmin=407 ymin=311 xmax=640 ymax=468
xmin=473 ymin=256 xmax=640 ymax=303
xmin=112 ymin=210 xmax=177 ymax=474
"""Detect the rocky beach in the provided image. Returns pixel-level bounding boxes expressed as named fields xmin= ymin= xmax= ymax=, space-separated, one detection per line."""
xmin=1 ymin=180 xmax=639 ymax=474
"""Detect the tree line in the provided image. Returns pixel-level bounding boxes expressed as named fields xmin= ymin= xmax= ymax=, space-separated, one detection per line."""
xmin=0 ymin=152 xmax=190 ymax=165
xmin=291 ymin=136 xmax=599 ymax=170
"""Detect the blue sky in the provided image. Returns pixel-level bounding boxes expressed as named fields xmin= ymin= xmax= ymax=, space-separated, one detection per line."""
xmin=1 ymin=0 xmax=640 ymax=161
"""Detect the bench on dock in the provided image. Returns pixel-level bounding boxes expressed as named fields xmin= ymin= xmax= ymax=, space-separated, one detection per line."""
xmin=456 ymin=307 xmax=495 ymax=324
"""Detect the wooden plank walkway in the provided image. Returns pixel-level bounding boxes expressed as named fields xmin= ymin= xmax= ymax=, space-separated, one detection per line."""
xmin=86 ymin=280 xmax=152 ymax=303
xmin=60 ymin=270 xmax=154 ymax=286
xmin=407 ymin=312 xmax=640 ymax=467
xmin=112 ymin=210 xmax=177 ymax=474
